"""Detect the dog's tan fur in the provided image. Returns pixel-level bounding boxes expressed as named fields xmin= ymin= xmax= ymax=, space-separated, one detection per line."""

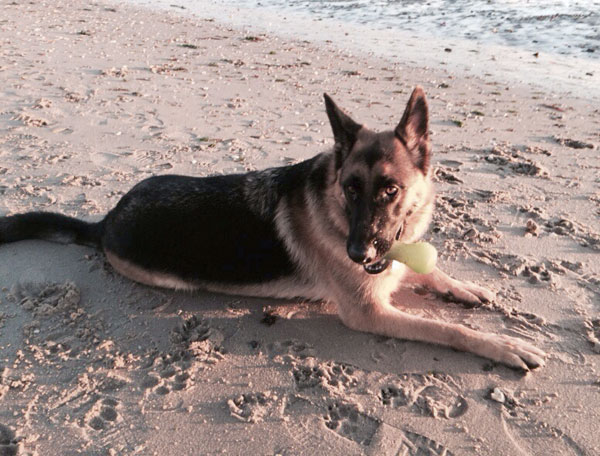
xmin=103 ymin=88 xmax=545 ymax=370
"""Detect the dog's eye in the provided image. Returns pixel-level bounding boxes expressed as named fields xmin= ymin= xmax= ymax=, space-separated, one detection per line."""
xmin=385 ymin=186 xmax=399 ymax=197
xmin=345 ymin=185 xmax=358 ymax=200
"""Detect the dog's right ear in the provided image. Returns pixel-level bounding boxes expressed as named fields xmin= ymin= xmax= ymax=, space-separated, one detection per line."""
xmin=324 ymin=93 xmax=362 ymax=168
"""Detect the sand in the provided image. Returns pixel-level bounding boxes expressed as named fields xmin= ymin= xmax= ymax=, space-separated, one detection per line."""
xmin=1 ymin=0 xmax=600 ymax=455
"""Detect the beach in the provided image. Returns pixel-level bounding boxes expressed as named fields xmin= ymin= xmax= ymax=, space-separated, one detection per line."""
xmin=1 ymin=0 xmax=600 ymax=454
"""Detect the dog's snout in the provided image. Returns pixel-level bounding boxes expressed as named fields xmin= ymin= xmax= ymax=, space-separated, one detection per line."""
xmin=347 ymin=243 xmax=376 ymax=264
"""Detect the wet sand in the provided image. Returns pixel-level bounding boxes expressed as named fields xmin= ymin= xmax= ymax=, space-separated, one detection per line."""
xmin=1 ymin=1 xmax=599 ymax=454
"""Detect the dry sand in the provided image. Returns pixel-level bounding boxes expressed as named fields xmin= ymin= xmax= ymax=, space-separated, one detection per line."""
xmin=1 ymin=1 xmax=600 ymax=455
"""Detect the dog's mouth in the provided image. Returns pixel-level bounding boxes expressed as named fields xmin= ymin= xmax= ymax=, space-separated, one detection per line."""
xmin=364 ymin=258 xmax=391 ymax=274
xmin=395 ymin=220 xmax=406 ymax=241
xmin=362 ymin=221 xmax=406 ymax=275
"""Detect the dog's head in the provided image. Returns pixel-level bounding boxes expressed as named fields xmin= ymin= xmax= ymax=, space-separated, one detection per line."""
xmin=324 ymin=87 xmax=435 ymax=274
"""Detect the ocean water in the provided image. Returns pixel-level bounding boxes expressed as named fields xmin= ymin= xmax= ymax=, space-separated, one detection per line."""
xmin=125 ymin=0 xmax=600 ymax=99
xmin=245 ymin=0 xmax=600 ymax=60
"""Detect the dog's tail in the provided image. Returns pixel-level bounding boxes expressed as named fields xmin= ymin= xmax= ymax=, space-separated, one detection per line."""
xmin=0 ymin=212 xmax=104 ymax=248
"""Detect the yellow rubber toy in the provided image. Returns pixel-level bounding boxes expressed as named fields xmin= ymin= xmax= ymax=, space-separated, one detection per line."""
xmin=385 ymin=241 xmax=438 ymax=274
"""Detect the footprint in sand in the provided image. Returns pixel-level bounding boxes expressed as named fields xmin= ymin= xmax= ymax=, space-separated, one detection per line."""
xmin=498 ymin=390 xmax=587 ymax=456
xmin=140 ymin=369 xmax=190 ymax=396
xmin=0 ymin=424 xmax=18 ymax=456
xmin=482 ymin=143 xmax=548 ymax=178
xmin=397 ymin=430 xmax=456 ymax=456
xmin=517 ymin=206 xmax=600 ymax=251
xmin=266 ymin=339 xmax=315 ymax=363
xmin=431 ymin=195 xmax=500 ymax=249
xmin=323 ymin=401 xmax=379 ymax=446
xmin=584 ymin=319 xmax=600 ymax=353
xmin=379 ymin=373 xmax=468 ymax=419
xmin=227 ymin=391 xmax=280 ymax=423
xmin=139 ymin=353 xmax=189 ymax=397
xmin=12 ymin=281 xmax=81 ymax=317
xmin=292 ymin=360 xmax=359 ymax=393
xmin=139 ymin=316 xmax=222 ymax=396
xmin=86 ymin=397 xmax=120 ymax=431
xmin=285 ymin=395 xmax=455 ymax=454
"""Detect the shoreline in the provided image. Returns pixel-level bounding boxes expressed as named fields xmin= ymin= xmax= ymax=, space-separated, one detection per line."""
xmin=1 ymin=0 xmax=599 ymax=455
xmin=126 ymin=0 xmax=600 ymax=103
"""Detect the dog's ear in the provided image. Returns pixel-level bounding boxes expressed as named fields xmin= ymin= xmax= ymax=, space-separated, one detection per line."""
xmin=395 ymin=87 xmax=431 ymax=173
xmin=324 ymin=93 xmax=362 ymax=168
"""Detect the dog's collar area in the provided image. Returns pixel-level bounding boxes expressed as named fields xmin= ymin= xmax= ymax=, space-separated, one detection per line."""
xmin=364 ymin=258 xmax=390 ymax=274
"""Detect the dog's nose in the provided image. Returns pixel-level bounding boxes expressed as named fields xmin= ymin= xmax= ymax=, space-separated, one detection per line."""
xmin=347 ymin=243 xmax=375 ymax=264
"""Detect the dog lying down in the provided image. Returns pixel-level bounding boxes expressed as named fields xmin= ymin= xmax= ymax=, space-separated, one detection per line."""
xmin=0 ymin=87 xmax=545 ymax=371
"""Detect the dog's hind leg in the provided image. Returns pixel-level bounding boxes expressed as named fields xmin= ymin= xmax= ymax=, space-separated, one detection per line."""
xmin=403 ymin=267 xmax=495 ymax=308
xmin=335 ymin=293 xmax=544 ymax=370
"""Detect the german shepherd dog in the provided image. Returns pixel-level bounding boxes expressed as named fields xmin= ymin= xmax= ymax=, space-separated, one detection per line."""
xmin=0 ymin=87 xmax=545 ymax=370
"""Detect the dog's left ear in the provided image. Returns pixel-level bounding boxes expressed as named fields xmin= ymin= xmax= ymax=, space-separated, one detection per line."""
xmin=324 ymin=93 xmax=362 ymax=168
xmin=395 ymin=87 xmax=431 ymax=173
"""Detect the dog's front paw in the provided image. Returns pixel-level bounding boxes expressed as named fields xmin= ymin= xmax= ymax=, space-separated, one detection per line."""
xmin=482 ymin=334 xmax=546 ymax=371
xmin=442 ymin=279 xmax=496 ymax=308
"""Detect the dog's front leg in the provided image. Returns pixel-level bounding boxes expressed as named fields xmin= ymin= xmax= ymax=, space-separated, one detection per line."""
xmin=336 ymin=296 xmax=545 ymax=371
xmin=402 ymin=266 xmax=495 ymax=308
